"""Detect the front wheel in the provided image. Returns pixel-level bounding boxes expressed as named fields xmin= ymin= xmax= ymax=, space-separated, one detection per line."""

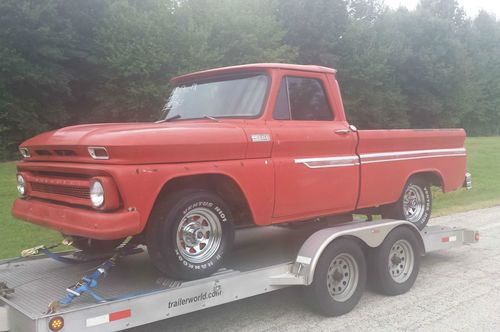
xmin=383 ymin=177 xmax=431 ymax=230
xmin=146 ymin=189 xmax=234 ymax=280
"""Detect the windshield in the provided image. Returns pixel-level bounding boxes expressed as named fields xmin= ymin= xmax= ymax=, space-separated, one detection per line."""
xmin=160 ymin=73 xmax=269 ymax=121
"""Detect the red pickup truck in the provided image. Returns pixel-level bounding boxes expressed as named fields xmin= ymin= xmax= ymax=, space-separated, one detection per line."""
xmin=12 ymin=63 xmax=470 ymax=280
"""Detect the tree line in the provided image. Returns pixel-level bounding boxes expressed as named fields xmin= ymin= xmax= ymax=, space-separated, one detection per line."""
xmin=1 ymin=0 xmax=499 ymax=160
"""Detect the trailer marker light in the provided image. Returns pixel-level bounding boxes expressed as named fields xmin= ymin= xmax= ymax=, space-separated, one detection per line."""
xmin=441 ymin=236 xmax=457 ymax=243
xmin=475 ymin=233 xmax=480 ymax=241
xmin=86 ymin=309 xmax=131 ymax=327
xmin=49 ymin=316 xmax=64 ymax=331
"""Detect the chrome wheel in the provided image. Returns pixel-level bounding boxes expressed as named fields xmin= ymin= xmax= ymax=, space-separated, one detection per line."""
xmin=388 ymin=239 xmax=414 ymax=283
xmin=176 ymin=207 xmax=222 ymax=264
xmin=327 ymin=253 xmax=359 ymax=302
xmin=403 ymin=184 xmax=426 ymax=223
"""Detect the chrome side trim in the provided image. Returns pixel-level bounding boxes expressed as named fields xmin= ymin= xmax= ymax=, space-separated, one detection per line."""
xmin=360 ymin=148 xmax=465 ymax=164
xmin=294 ymin=156 xmax=359 ymax=169
xmin=294 ymin=148 xmax=465 ymax=169
xmin=360 ymin=148 xmax=465 ymax=159
xmin=362 ymin=153 xmax=466 ymax=164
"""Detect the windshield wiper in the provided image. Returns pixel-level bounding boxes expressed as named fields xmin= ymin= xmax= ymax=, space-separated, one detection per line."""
xmin=203 ymin=115 xmax=219 ymax=122
xmin=155 ymin=114 xmax=181 ymax=123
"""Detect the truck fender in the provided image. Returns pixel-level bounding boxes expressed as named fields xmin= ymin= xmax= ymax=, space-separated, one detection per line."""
xmin=292 ymin=220 xmax=424 ymax=285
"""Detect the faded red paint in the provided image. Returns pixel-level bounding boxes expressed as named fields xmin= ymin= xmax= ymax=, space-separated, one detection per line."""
xmin=11 ymin=63 xmax=467 ymax=240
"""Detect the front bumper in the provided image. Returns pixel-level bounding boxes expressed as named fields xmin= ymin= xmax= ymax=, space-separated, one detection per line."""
xmin=12 ymin=198 xmax=141 ymax=240
xmin=463 ymin=172 xmax=472 ymax=190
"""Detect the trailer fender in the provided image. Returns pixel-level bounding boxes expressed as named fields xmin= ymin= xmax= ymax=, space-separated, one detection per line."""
xmin=293 ymin=220 xmax=423 ymax=285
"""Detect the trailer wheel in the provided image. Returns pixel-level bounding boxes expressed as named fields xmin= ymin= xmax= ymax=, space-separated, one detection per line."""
xmin=70 ymin=237 xmax=125 ymax=254
xmin=304 ymin=238 xmax=366 ymax=316
xmin=383 ymin=176 xmax=431 ymax=230
xmin=146 ymin=189 xmax=234 ymax=280
xmin=369 ymin=226 xmax=421 ymax=295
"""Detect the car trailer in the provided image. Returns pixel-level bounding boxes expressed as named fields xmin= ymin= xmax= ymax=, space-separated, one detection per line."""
xmin=0 ymin=219 xmax=479 ymax=332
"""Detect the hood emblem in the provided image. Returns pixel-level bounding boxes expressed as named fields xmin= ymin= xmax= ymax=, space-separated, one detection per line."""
xmin=250 ymin=134 xmax=271 ymax=142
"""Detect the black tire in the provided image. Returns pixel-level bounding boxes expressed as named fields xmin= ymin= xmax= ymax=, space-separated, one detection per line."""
xmin=71 ymin=237 xmax=125 ymax=254
xmin=304 ymin=238 xmax=367 ymax=317
xmin=146 ymin=189 xmax=234 ymax=280
xmin=383 ymin=176 xmax=431 ymax=230
xmin=368 ymin=226 xmax=421 ymax=296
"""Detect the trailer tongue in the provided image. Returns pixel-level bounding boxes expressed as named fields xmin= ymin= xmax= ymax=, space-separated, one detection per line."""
xmin=0 ymin=220 xmax=478 ymax=332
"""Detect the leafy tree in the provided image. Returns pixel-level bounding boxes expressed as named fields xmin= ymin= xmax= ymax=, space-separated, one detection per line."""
xmin=0 ymin=1 xmax=76 ymax=159
xmin=1 ymin=0 xmax=500 ymax=160
xmin=460 ymin=11 xmax=500 ymax=135
xmin=392 ymin=0 xmax=469 ymax=128
xmin=274 ymin=0 xmax=349 ymax=65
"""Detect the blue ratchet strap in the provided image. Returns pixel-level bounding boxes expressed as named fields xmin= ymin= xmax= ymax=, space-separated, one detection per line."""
xmin=38 ymin=248 xmax=83 ymax=264
xmin=47 ymin=258 xmax=116 ymax=314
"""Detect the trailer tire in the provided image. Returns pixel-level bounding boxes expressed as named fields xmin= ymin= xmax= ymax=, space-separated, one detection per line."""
xmin=70 ymin=237 xmax=125 ymax=254
xmin=369 ymin=226 xmax=421 ymax=296
xmin=304 ymin=238 xmax=366 ymax=316
xmin=383 ymin=176 xmax=431 ymax=230
xmin=146 ymin=189 xmax=234 ymax=280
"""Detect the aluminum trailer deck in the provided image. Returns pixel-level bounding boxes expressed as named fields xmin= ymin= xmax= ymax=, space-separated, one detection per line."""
xmin=0 ymin=220 xmax=478 ymax=332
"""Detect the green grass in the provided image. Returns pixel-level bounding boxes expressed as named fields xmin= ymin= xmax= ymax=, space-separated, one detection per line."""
xmin=0 ymin=137 xmax=499 ymax=259
xmin=432 ymin=137 xmax=500 ymax=215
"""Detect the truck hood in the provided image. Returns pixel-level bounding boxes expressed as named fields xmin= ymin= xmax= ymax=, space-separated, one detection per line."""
xmin=20 ymin=122 xmax=249 ymax=164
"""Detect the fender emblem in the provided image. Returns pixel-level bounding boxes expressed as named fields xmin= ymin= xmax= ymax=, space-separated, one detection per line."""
xmin=250 ymin=134 xmax=271 ymax=142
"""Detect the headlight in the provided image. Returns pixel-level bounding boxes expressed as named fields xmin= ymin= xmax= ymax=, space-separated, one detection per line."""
xmin=16 ymin=174 xmax=26 ymax=196
xmin=90 ymin=180 xmax=105 ymax=208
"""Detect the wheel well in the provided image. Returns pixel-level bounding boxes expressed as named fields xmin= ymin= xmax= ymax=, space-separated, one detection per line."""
xmin=410 ymin=171 xmax=443 ymax=189
xmin=156 ymin=174 xmax=254 ymax=227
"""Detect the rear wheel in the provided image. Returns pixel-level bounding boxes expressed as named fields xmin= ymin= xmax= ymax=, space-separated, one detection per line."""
xmin=369 ymin=226 xmax=421 ymax=295
xmin=146 ymin=189 xmax=234 ymax=280
xmin=383 ymin=176 xmax=431 ymax=230
xmin=304 ymin=238 xmax=366 ymax=316
xmin=71 ymin=237 xmax=125 ymax=254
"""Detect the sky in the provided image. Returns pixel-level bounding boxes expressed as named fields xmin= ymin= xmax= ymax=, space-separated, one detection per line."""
xmin=384 ymin=0 xmax=500 ymax=18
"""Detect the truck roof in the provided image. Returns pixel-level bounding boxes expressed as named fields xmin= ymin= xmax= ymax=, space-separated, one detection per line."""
xmin=171 ymin=63 xmax=337 ymax=84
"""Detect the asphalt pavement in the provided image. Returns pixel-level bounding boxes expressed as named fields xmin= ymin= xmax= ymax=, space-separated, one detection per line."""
xmin=129 ymin=206 xmax=500 ymax=332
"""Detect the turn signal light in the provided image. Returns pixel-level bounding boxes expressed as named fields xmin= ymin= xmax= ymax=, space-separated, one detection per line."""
xmin=49 ymin=316 xmax=64 ymax=331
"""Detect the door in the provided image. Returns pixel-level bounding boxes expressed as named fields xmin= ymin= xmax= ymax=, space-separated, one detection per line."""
xmin=269 ymin=74 xmax=359 ymax=219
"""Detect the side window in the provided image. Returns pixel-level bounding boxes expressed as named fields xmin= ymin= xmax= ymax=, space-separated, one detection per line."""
xmin=272 ymin=76 xmax=333 ymax=121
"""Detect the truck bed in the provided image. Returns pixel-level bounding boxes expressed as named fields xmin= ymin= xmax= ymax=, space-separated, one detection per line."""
xmin=356 ymin=128 xmax=466 ymax=208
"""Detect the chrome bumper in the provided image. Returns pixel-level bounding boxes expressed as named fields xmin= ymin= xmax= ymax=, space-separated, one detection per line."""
xmin=464 ymin=172 xmax=472 ymax=190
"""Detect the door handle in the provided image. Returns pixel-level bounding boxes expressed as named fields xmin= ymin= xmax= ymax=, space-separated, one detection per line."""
xmin=334 ymin=129 xmax=350 ymax=135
